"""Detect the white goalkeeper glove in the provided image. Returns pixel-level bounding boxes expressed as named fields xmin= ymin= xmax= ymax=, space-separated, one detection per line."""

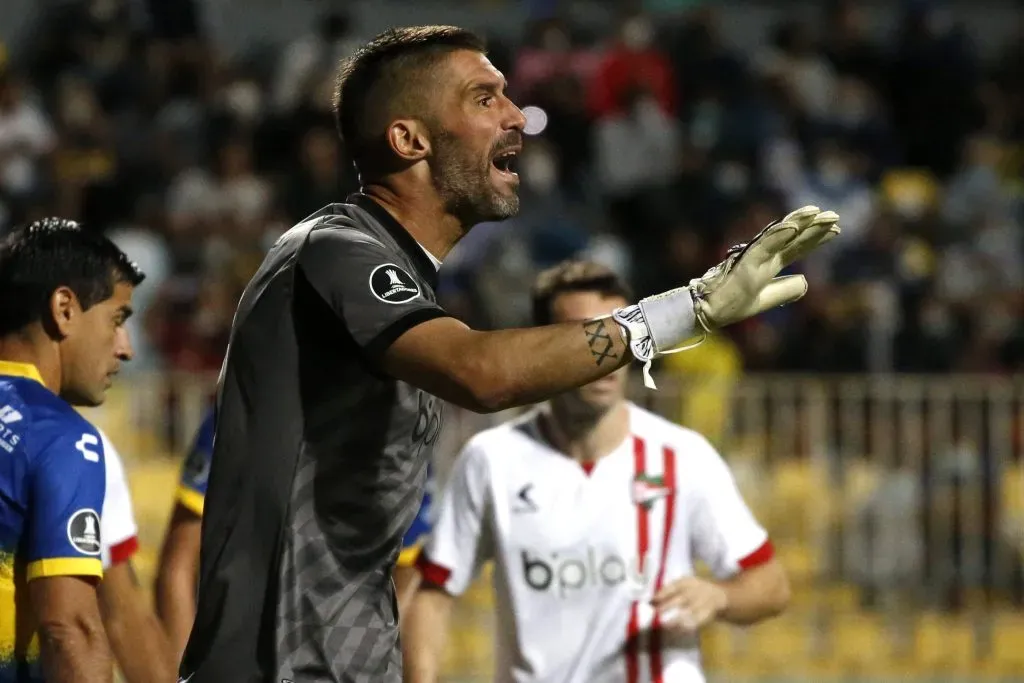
xmin=613 ymin=205 xmax=840 ymax=388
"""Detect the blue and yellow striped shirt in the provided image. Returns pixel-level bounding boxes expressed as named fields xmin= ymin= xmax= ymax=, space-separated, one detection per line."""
xmin=0 ymin=361 xmax=106 ymax=683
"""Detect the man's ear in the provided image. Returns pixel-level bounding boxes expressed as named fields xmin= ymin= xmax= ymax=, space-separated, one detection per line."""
xmin=48 ymin=286 xmax=79 ymax=340
xmin=386 ymin=119 xmax=432 ymax=163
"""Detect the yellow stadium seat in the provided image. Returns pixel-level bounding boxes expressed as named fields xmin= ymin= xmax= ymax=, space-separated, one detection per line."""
xmin=662 ymin=333 xmax=742 ymax=445
xmin=914 ymin=613 xmax=976 ymax=673
xmin=830 ymin=614 xmax=891 ymax=673
xmin=775 ymin=543 xmax=819 ymax=584
xmin=705 ymin=626 xmax=761 ymax=678
xmin=769 ymin=459 xmax=831 ymax=540
xmin=127 ymin=462 xmax=180 ymax=531
xmin=463 ymin=565 xmax=495 ymax=609
xmin=444 ymin=605 xmax=493 ymax=675
xmin=989 ymin=614 xmax=1024 ymax=674
xmin=744 ymin=616 xmax=811 ymax=674
xmin=699 ymin=624 xmax=728 ymax=664
xmin=786 ymin=585 xmax=820 ymax=610
xmin=132 ymin=547 xmax=159 ymax=586
xmin=1001 ymin=464 xmax=1024 ymax=554
xmin=1003 ymin=464 xmax=1024 ymax=512
xmin=822 ymin=584 xmax=860 ymax=612
xmin=843 ymin=461 xmax=881 ymax=507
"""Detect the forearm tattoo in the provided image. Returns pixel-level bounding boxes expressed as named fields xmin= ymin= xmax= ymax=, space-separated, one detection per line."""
xmin=583 ymin=319 xmax=619 ymax=366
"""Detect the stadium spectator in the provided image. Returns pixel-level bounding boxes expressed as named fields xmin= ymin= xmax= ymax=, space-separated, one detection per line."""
xmin=0 ymin=0 xmax=1019 ymax=378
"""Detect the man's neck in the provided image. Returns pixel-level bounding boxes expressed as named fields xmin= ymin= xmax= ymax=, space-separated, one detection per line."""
xmin=0 ymin=332 xmax=60 ymax=393
xmin=361 ymin=182 xmax=462 ymax=263
xmin=543 ymin=400 xmax=630 ymax=465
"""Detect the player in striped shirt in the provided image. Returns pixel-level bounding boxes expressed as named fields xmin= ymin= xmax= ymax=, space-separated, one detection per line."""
xmin=403 ymin=262 xmax=791 ymax=683
xmin=0 ymin=218 xmax=143 ymax=683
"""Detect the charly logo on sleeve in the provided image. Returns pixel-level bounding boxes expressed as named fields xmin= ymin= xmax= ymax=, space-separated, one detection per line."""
xmin=67 ymin=508 xmax=102 ymax=555
xmin=369 ymin=263 xmax=421 ymax=304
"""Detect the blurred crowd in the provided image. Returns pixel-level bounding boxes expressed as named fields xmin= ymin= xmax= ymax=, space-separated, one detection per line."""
xmin=0 ymin=0 xmax=1022 ymax=377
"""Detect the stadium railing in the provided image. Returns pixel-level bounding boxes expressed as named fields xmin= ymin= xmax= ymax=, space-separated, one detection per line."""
xmin=82 ymin=371 xmax=1024 ymax=682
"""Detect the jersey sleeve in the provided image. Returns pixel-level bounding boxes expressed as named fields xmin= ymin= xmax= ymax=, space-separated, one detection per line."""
xmin=299 ymin=226 xmax=449 ymax=362
xmin=26 ymin=424 xmax=106 ymax=581
xmin=398 ymin=468 xmax=435 ymax=567
xmin=176 ymin=412 xmax=214 ymax=517
xmin=417 ymin=440 xmax=492 ymax=596
xmin=688 ymin=436 xmax=773 ymax=579
xmin=99 ymin=430 xmax=139 ymax=568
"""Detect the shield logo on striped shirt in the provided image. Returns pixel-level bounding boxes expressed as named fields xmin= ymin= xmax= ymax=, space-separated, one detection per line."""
xmin=631 ymin=474 xmax=672 ymax=509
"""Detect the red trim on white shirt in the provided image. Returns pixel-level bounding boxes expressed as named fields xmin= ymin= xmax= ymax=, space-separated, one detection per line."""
xmin=415 ymin=552 xmax=453 ymax=589
xmin=738 ymin=539 xmax=775 ymax=570
xmin=648 ymin=445 xmax=677 ymax=683
xmin=580 ymin=461 xmax=595 ymax=476
xmin=626 ymin=436 xmax=649 ymax=683
xmin=108 ymin=536 xmax=139 ymax=566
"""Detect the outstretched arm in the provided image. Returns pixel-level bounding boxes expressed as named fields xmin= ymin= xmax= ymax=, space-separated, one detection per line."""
xmin=384 ymin=206 xmax=840 ymax=412
xmin=383 ymin=315 xmax=632 ymax=413
xmin=305 ymin=206 xmax=838 ymax=413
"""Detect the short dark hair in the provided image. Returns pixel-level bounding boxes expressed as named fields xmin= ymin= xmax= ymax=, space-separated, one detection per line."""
xmin=532 ymin=261 xmax=633 ymax=326
xmin=332 ymin=25 xmax=486 ymax=172
xmin=0 ymin=217 xmax=145 ymax=336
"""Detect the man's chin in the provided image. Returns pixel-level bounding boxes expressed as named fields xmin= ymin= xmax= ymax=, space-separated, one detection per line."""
xmin=475 ymin=193 xmax=520 ymax=225
xmin=555 ymin=390 xmax=622 ymax=420
xmin=61 ymin=389 xmax=105 ymax=408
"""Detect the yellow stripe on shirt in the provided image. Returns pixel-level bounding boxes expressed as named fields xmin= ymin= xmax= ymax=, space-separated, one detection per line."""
xmin=176 ymin=486 xmax=205 ymax=516
xmin=27 ymin=557 xmax=102 ymax=581
xmin=0 ymin=361 xmax=44 ymax=384
xmin=397 ymin=542 xmax=422 ymax=568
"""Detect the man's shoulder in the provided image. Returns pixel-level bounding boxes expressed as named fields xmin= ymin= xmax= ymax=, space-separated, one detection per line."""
xmin=285 ymin=203 xmax=401 ymax=262
xmin=0 ymin=378 xmax=96 ymax=449
xmin=97 ymin=428 xmax=126 ymax=477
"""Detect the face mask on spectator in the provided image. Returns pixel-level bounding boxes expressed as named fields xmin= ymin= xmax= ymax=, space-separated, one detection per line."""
xmin=622 ymin=17 xmax=653 ymax=50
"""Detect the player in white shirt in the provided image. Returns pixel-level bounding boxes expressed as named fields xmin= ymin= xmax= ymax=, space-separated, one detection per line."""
xmin=403 ymin=261 xmax=790 ymax=683
xmin=96 ymin=428 xmax=177 ymax=682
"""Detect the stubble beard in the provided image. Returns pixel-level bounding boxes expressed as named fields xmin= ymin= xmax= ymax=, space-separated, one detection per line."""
xmin=431 ymin=130 xmax=520 ymax=227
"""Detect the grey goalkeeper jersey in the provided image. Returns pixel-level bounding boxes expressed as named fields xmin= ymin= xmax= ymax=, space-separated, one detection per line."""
xmin=179 ymin=194 xmax=448 ymax=683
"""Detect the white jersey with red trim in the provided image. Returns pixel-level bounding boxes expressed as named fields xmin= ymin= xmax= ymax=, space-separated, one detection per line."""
xmin=98 ymin=429 xmax=140 ymax=568
xmin=419 ymin=402 xmax=772 ymax=683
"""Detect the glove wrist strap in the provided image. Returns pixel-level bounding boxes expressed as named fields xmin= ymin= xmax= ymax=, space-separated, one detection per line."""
xmin=612 ymin=287 xmax=703 ymax=390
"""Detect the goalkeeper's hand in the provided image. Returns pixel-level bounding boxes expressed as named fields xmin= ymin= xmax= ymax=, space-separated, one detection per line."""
xmin=689 ymin=205 xmax=840 ymax=331
xmin=612 ymin=205 xmax=840 ymax=388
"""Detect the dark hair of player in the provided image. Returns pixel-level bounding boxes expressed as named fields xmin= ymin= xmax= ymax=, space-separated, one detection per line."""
xmin=531 ymin=261 xmax=634 ymax=326
xmin=332 ymin=25 xmax=487 ymax=175
xmin=0 ymin=217 xmax=145 ymax=336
